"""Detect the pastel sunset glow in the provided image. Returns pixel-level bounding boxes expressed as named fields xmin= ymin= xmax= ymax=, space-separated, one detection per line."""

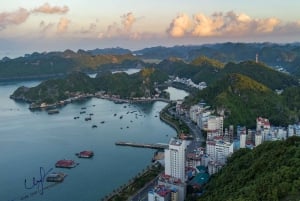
xmin=1 ymin=0 xmax=299 ymax=57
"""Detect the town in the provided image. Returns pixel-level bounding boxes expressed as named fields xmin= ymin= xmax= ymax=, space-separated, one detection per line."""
xmin=147 ymin=101 xmax=300 ymax=201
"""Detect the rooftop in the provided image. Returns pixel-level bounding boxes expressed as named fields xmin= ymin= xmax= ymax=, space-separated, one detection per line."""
xmin=170 ymin=138 xmax=183 ymax=146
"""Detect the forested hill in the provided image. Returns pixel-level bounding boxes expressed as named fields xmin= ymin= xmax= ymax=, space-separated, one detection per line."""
xmin=184 ymin=73 xmax=300 ymax=127
xmin=156 ymin=58 xmax=299 ymax=90
xmin=11 ymin=68 xmax=169 ymax=104
xmin=2 ymin=42 xmax=300 ymax=80
xmin=135 ymin=42 xmax=300 ymax=77
xmin=0 ymin=49 xmax=141 ymax=80
xmin=197 ymin=136 xmax=300 ymax=201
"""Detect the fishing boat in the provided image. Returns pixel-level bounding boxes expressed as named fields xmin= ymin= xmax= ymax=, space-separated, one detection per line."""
xmin=47 ymin=109 xmax=59 ymax=115
xmin=55 ymin=159 xmax=78 ymax=168
xmin=76 ymin=150 xmax=94 ymax=158
xmin=46 ymin=172 xmax=67 ymax=182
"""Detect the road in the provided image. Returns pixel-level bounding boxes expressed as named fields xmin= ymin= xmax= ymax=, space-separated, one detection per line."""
xmin=130 ymin=107 xmax=205 ymax=201
xmin=128 ymin=176 xmax=158 ymax=201
xmin=168 ymin=106 xmax=205 ymax=143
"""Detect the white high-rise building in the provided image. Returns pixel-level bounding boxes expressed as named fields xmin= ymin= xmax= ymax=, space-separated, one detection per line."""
xmin=240 ymin=132 xmax=247 ymax=148
xmin=165 ymin=138 xmax=190 ymax=182
xmin=206 ymin=137 xmax=234 ymax=165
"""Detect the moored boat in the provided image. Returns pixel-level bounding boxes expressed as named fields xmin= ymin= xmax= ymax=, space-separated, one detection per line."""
xmin=46 ymin=172 xmax=67 ymax=182
xmin=76 ymin=150 xmax=94 ymax=158
xmin=55 ymin=159 xmax=78 ymax=168
xmin=47 ymin=109 xmax=59 ymax=114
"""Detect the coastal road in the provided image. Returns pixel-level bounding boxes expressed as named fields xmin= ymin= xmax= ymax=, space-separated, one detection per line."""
xmin=129 ymin=177 xmax=157 ymax=201
xmin=168 ymin=106 xmax=205 ymax=143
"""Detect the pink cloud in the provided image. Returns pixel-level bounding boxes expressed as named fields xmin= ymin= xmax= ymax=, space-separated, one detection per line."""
xmin=57 ymin=17 xmax=70 ymax=33
xmin=167 ymin=11 xmax=287 ymax=38
xmin=0 ymin=8 xmax=30 ymax=30
xmin=33 ymin=3 xmax=69 ymax=14
xmin=167 ymin=13 xmax=192 ymax=37
xmin=99 ymin=12 xmax=141 ymax=39
xmin=121 ymin=12 xmax=136 ymax=32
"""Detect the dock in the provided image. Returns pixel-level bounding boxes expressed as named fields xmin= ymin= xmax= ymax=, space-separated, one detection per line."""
xmin=115 ymin=141 xmax=169 ymax=150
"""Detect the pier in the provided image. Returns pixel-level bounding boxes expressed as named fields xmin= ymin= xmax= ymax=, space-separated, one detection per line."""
xmin=115 ymin=141 xmax=169 ymax=150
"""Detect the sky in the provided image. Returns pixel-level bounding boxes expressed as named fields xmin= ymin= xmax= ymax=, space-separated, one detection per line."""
xmin=0 ymin=0 xmax=300 ymax=58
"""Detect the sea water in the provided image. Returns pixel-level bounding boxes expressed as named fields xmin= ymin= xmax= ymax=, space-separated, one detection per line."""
xmin=0 ymin=81 xmax=186 ymax=201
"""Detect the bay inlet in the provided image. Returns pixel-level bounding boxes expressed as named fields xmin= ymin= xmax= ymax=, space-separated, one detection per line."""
xmin=0 ymin=80 xmax=186 ymax=201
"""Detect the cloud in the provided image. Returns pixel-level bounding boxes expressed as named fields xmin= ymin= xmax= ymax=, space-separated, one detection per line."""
xmin=81 ymin=23 xmax=97 ymax=34
xmin=99 ymin=12 xmax=140 ymax=39
xmin=39 ymin=20 xmax=54 ymax=34
xmin=167 ymin=11 xmax=284 ymax=38
xmin=57 ymin=17 xmax=70 ymax=33
xmin=121 ymin=12 xmax=136 ymax=32
xmin=167 ymin=13 xmax=192 ymax=37
xmin=32 ymin=3 xmax=69 ymax=14
xmin=0 ymin=8 xmax=30 ymax=30
xmin=0 ymin=3 xmax=69 ymax=31
xmin=98 ymin=22 xmax=122 ymax=38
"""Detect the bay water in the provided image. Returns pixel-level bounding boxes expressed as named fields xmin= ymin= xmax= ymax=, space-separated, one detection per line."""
xmin=0 ymin=80 xmax=186 ymax=201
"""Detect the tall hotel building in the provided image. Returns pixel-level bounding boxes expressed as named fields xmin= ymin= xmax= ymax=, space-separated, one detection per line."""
xmin=165 ymin=138 xmax=190 ymax=182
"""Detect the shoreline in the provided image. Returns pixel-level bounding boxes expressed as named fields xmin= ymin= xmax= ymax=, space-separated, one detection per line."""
xmin=10 ymin=92 xmax=171 ymax=111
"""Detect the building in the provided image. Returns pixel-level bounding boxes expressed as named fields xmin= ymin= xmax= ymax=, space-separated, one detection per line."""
xmin=152 ymin=138 xmax=191 ymax=201
xmin=197 ymin=111 xmax=211 ymax=129
xmin=189 ymin=104 xmax=205 ymax=123
xmin=207 ymin=116 xmax=223 ymax=133
xmin=175 ymin=100 xmax=185 ymax=115
xmin=223 ymin=125 xmax=234 ymax=143
xmin=206 ymin=136 xmax=234 ymax=165
xmin=256 ymin=117 xmax=270 ymax=141
xmin=255 ymin=132 xmax=263 ymax=146
xmin=207 ymin=161 xmax=223 ymax=175
xmin=157 ymin=174 xmax=185 ymax=201
xmin=165 ymin=138 xmax=190 ymax=182
xmin=148 ymin=184 xmax=179 ymax=201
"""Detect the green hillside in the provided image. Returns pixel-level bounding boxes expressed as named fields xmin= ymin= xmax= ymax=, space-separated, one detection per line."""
xmin=185 ymin=73 xmax=298 ymax=127
xmin=11 ymin=68 xmax=169 ymax=104
xmin=191 ymin=56 xmax=224 ymax=68
xmin=156 ymin=58 xmax=299 ymax=90
xmin=196 ymin=136 xmax=300 ymax=201
xmin=0 ymin=50 xmax=137 ymax=80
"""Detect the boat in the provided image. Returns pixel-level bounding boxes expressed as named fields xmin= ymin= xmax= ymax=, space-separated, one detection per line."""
xmin=85 ymin=117 xmax=91 ymax=121
xmin=55 ymin=159 xmax=78 ymax=168
xmin=76 ymin=150 xmax=94 ymax=158
xmin=92 ymin=125 xmax=97 ymax=128
xmin=100 ymin=121 xmax=105 ymax=124
xmin=46 ymin=172 xmax=67 ymax=182
xmin=80 ymin=111 xmax=86 ymax=114
xmin=47 ymin=109 xmax=59 ymax=115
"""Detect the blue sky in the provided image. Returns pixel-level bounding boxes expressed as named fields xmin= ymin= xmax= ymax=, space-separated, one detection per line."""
xmin=1 ymin=0 xmax=300 ymax=57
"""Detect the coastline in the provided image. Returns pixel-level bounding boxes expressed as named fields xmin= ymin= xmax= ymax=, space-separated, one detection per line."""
xmin=100 ymin=103 xmax=181 ymax=201
xmin=10 ymin=91 xmax=171 ymax=111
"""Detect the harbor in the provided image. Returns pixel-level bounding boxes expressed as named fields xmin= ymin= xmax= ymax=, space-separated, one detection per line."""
xmin=115 ymin=141 xmax=169 ymax=150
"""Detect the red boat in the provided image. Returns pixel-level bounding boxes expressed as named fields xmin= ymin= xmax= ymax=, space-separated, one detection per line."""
xmin=76 ymin=150 xmax=94 ymax=158
xmin=55 ymin=159 xmax=78 ymax=168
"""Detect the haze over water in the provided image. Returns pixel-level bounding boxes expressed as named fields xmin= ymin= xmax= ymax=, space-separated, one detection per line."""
xmin=0 ymin=80 xmax=187 ymax=201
